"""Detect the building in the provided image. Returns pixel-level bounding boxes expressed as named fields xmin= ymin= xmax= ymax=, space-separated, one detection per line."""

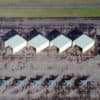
xmin=28 ymin=34 xmax=49 ymax=53
xmin=96 ymin=29 xmax=100 ymax=40
xmin=50 ymin=34 xmax=72 ymax=53
xmin=49 ymin=80 xmax=56 ymax=87
xmin=80 ymin=80 xmax=88 ymax=87
xmin=64 ymin=79 xmax=73 ymax=87
xmin=73 ymin=34 xmax=95 ymax=53
xmin=5 ymin=34 xmax=27 ymax=54
xmin=33 ymin=80 xmax=42 ymax=86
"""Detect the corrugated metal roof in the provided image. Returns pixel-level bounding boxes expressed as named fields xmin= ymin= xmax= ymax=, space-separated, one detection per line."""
xmin=80 ymin=80 xmax=88 ymax=86
xmin=6 ymin=34 xmax=26 ymax=49
xmin=2 ymin=80 xmax=10 ymax=86
xmin=74 ymin=34 xmax=94 ymax=49
xmin=51 ymin=34 xmax=72 ymax=48
xmin=65 ymin=80 xmax=72 ymax=86
xmin=28 ymin=34 xmax=49 ymax=48
xmin=17 ymin=80 xmax=25 ymax=86
xmin=49 ymin=80 xmax=56 ymax=87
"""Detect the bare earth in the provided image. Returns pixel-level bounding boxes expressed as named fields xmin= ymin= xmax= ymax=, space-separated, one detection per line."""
xmin=0 ymin=18 xmax=99 ymax=99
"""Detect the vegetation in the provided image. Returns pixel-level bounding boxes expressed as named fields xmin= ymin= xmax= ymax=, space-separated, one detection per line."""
xmin=0 ymin=8 xmax=100 ymax=17
xmin=0 ymin=0 xmax=99 ymax=4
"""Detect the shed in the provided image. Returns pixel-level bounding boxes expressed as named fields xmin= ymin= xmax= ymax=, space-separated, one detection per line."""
xmin=51 ymin=34 xmax=72 ymax=53
xmin=5 ymin=34 xmax=27 ymax=54
xmin=49 ymin=80 xmax=56 ymax=87
xmin=65 ymin=79 xmax=73 ymax=87
xmin=28 ymin=34 xmax=49 ymax=53
xmin=73 ymin=34 xmax=95 ymax=53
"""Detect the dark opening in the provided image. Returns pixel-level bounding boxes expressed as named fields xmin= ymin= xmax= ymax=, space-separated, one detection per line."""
xmin=67 ymin=27 xmax=83 ymax=41
xmin=46 ymin=29 xmax=61 ymax=41
xmin=24 ymin=29 xmax=42 ymax=41
xmin=42 ymin=75 xmax=57 ymax=86
xmin=2 ymin=29 xmax=18 ymax=41
xmin=74 ymin=75 xmax=88 ymax=87
xmin=57 ymin=48 xmax=59 ymax=52
xmin=30 ymin=75 xmax=43 ymax=81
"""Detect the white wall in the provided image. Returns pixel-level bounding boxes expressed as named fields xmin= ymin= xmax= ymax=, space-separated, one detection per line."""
xmin=12 ymin=41 xmax=27 ymax=54
xmin=82 ymin=41 xmax=95 ymax=53
xmin=36 ymin=41 xmax=49 ymax=53
xmin=72 ymin=41 xmax=76 ymax=47
xmin=72 ymin=40 xmax=95 ymax=53
xmin=49 ymin=41 xmax=53 ymax=47
xmin=59 ymin=41 xmax=72 ymax=53
xmin=5 ymin=40 xmax=9 ymax=47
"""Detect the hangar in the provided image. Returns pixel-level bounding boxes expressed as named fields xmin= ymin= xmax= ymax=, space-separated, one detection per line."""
xmin=50 ymin=34 xmax=72 ymax=53
xmin=28 ymin=34 xmax=49 ymax=53
xmin=73 ymin=34 xmax=95 ymax=53
xmin=5 ymin=34 xmax=27 ymax=54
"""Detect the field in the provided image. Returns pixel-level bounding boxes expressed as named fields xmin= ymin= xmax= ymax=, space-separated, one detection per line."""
xmin=0 ymin=8 xmax=100 ymax=17
xmin=0 ymin=0 xmax=100 ymax=4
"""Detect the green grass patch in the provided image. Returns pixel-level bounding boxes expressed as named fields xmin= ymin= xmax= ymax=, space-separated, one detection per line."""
xmin=0 ymin=0 xmax=100 ymax=4
xmin=0 ymin=8 xmax=100 ymax=17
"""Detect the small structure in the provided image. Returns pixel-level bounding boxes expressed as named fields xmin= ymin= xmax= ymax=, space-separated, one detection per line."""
xmin=32 ymin=80 xmax=42 ymax=86
xmin=2 ymin=80 xmax=10 ymax=86
xmin=16 ymin=76 xmax=26 ymax=86
xmin=73 ymin=34 xmax=95 ymax=53
xmin=2 ymin=77 xmax=11 ymax=86
xmin=63 ymin=75 xmax=73 ymax=87
xmin=31 ymin=75 xmax=42 ymax=86
xmin=96 ymin=29 xmax=100 ymax=42
xmin=80 ymin=80 xmax=88 ymax=87
xmin=28 ymin=34 xmax=49 ymax=53
xmin=49 ymin=80 xmax=56 ymax=87
xmin=5 ymin=34 xmax=27 ymax=54
xmin=17 ymin=80 xmax=25 ymax=86
xmin=50 ymin=34 xmax=72 ymax=53
xmin=64 ymin=79 xmax=72 ymax=87
xmin=46 ymin=75 xmax=57 ymax=87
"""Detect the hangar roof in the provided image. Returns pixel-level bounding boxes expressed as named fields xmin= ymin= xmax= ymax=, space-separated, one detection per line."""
xmin=51 ymin=34 xmax=72 ymax=48
xmin=28 ymin=34 xmax=49 ymax=48
xmin=6 ymin=34 xmax=27 ymax=49
xmin=74 ymin=34 xmax=94 ymax=49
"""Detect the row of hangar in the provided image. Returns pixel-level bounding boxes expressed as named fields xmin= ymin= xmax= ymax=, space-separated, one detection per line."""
xmin=3 ymin=29 xmax=95 ymax=54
